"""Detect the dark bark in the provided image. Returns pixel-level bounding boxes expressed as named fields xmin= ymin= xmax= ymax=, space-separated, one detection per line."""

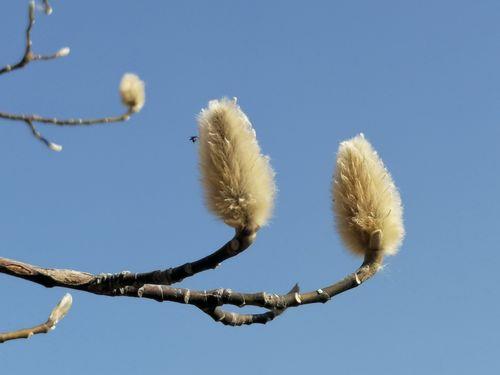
xmin=0 ymin=249 xmax=383 ymax=327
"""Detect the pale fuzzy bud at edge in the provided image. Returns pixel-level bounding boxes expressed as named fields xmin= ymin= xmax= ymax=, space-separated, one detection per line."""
xmin=56 ymin=47 xmax=70 ymax=57
xmin=332 ymin=134 xmax=404 ymax=256
xmin=48 ymin=142 xmax=62 ymax=152
xmin=198 ymin=98 xmax=276 ymax=230
xmin=48 ymin=293 xmax=73 ymax=324
xmin=119 ymin=73 xmax=145 ymax=113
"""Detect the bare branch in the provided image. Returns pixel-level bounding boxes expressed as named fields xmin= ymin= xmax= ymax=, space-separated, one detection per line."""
xmin=43 ymin=0 xmax=53 ymax=15
xmin=199 ymin=307 xmax=280 ymax=326
xmin=0 ymin=110 xmax=133 ymax=126
xmin=0 ymin=2 xmax=68 ymax=76
xmin=117 ymin=251 xmax=382 ymax=324
xmin=25 ymin=119 xmax=62 ymax=151
xmin=0 ymin=2 xmax=140 ymax=151
xmin=93 ymin=227 xmax=257 ymax=289
xmin=0 ymin=249 xmax=383 ymax=327
xmin=0 ymin=228 xmax=257 ymax=295
xmin=0 ymin=293 xmax=72 ymax=343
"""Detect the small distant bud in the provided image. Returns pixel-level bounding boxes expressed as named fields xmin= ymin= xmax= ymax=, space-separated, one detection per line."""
xmin=56 ymin=47 xmax=70 ymax=57
xmin=48 ymin=142 xmax=62 ymax=152
xmin=48 ymin=293 xmax=73 ymax=324
xmin=119 ymin=73 xmax=145 ymax=113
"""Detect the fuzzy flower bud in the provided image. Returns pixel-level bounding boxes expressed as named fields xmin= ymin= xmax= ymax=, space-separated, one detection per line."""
xmin=198 ymin=98 xmax=276 ymax=230
xmin=48 ymin=293 xmax=73 ymax=324
xmin=332 ymin=134 xmax=404 ymax=256
xmin=119 ymin=73 xmax=145 ymax=113
xmin=55 ymin=47 xmax=70 ymax=57
xmin=48 ymin=142 xmax=62 ymax=152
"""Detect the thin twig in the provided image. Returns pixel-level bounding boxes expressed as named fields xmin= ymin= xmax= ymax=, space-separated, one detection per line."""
xmin=0 ymin=293 xmax=72 ymax=343
xmin=0 ymin=228 xmax=258 ymax=295
xmin=0 ymin=2 xmax=68 ymax=76
xmin=93 ymin=227 xmax=257 ymax=289
xmin=43 ymin=0 xmax=53 ymax=15
xmin=0 ymin=111 xmax=132 ymax=126
xmin=25 ymin=119 xmax=62 ymax=151
xmin=0 ymin=2 xmax=140 ymax=150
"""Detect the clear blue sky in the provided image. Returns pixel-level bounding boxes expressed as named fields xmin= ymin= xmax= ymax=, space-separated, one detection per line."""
xmin=1 ymin=0 xmax=499 ymax=373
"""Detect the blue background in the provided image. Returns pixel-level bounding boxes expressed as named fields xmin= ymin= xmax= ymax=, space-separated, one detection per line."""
xmin=1 ymin=0 xmax=498 ymax=373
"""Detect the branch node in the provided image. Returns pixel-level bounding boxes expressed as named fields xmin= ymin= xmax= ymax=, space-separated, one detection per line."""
xmin=316 ymin=289 xmax=331 ymax=303
xmin=157 ymin=285 xmax=164 ymax=300
xmin=294 ymin=293 xmax=302 ymax=304
xmin=183 ymin=290 xmax=190 ymax=304
xmin=137 ymin=287 xmax=145 ymax=298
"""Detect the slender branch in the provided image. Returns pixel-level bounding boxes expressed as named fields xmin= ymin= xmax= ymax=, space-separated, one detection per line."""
xmin=43 ymin=0 xmax=53 ymax=15
xmin=200 ymin=306 xmax=280 ymax=326
xmin=25 ymin=119 xmax=62 ymax=151
xmin=0 ymin=293 xmax=72 ymax=343
xmin=0 ymin=111 xmax=132 ymax=126
xmin=117 ymin=250 xmax=382 ymax=320
xmin=0 ymin=3 xmax=143 ymax=151
xmin=93 ymin=227 xmax=257 ymax=289
xmin=0 ymin=228 xmax=257 ymax=295
xmin=0 ymin=249 xmax=384 ymax=327
xmin=0 ymin=2 xmax=68 ymax=76
xmin=197 ymin=284 xmax=299 ymax=326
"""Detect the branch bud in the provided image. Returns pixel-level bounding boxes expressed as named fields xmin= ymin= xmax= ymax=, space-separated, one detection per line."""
xmin=119 ymin=73 xmax=145 ymax=113
xmin=198 ymin=98 xmax=276 ymax=229
xmin=56 ymin=47 xmax=70 ymax=57
xmin=332 ymin=134 xmax=404 ymax=256
xmin=48 ymin=293 xmax=73 ymax=324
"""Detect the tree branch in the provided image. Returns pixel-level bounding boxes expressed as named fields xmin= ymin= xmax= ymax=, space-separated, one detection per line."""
xmin=0 ymin=293 xmax=72 ymax=343
xmin=0 ymin=248 xmax=384 ymax=327
xmin=0 ymin=1 xmax=68 ymax=76
xmin=0 ymin=228 xmax=257 ymax=295
xmin=0 ymin=110 xmax=133 ymax=126
xmin=0 ymin=2 xmax=142 ymax=151
xmin=43 ymin=0 xmax=53 ymax=15
xmin=24 ymin=119 xmax=62 ymax=151
xmin=93 ymin=227 xmax=257 ymax=289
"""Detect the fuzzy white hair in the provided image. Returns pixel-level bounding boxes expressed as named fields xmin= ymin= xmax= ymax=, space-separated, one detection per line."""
xmin=119 ymin=73 xmax=145 ymax=113
xmin=198 ymin=98 xmax=276 ymax=229
xmin=332 ymin=134 xmax=404 ymax=256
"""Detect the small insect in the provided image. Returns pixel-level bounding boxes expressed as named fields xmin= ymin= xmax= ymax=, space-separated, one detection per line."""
xmin=189 ymin=136 xmax=199 ymax=143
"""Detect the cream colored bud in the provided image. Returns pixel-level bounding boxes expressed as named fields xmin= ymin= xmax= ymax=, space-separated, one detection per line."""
xmin=332 ymin=134 xmax=404 ymax=256
xmin=198 ymin=98 xmax=276 ymax=229
xmin=48 ymin=293 xmax=73 ymax=324
xmin=48 ymin=142 xmax=62 ymax=152
xmin=119 ymin=73 xmax=145 ymax=113
xmin=56 ymin=47 xmax=70 ymax=57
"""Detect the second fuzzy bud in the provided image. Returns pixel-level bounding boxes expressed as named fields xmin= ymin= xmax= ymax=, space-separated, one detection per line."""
xmin=198 ymin=98 xmax=276 ymax=230
xmin=332 ymin=134 xmax=404 ymax=257
xmin=119 ymin=73 xmax=145 ymax=113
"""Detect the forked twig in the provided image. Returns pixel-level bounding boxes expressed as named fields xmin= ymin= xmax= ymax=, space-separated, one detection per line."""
xmin=0 ymin=2 xmax=143 ymax=151
xmin=0 ymin=2 xmax=67 ymax=76
xmin=0 ymin=294 xmax=72 ymax=343
xmin=0 ymin=247 xmax=383 ymax=327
